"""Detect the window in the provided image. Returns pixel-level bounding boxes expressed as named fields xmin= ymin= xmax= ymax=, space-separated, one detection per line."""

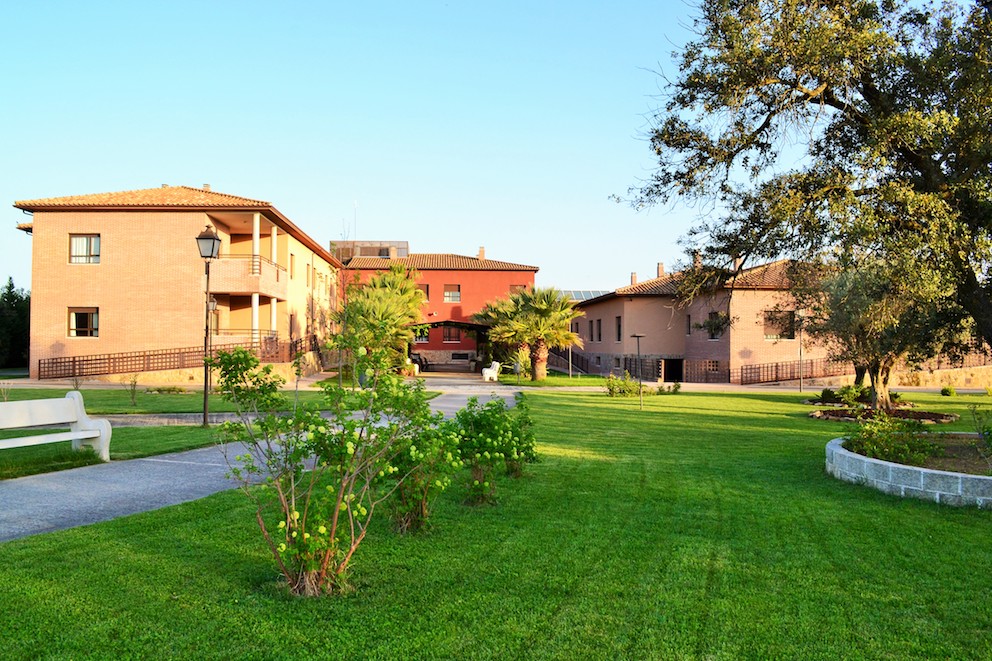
xmin=704 ymin=359 xmax=720 ymax=373
xmin=763 ymin=311 xmax=796 ymax=340
xmin=596 ymin=319 xmax=602 ymax=342
xmin=615 ymin=316 xmax=622 ymax=342
xmin=417 ymin=284 xmax=429 ymax=301
xmin=686 ymin=314 xmax=692 ymax=335
xmin=707 ymin=311 xmax=725 ymax=340
xmin=443 ymin=326 xmax=461 ymax=343
xmin=290 ymin=254 xmax=296 ymax=279
xmin=443 ymin=284 xmax=461 ymax=303
xmin=510 ymin=284 xmax=527 ymax=293
xmin=614 ymin=357 xmax=621 ymax=368
xmin=69 ymin=235 xmax=100 ymax=264
xmin=414 ymin=326 xmax=430 ymax=344
xmin=68 ymin=308 xmax=99 ymax=337
xmin=588 ymin=320 xmax=594 ymax=340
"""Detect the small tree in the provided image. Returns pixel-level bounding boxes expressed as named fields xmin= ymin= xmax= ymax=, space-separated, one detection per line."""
xmin=211 ymin=345 xmax=439 ymax=596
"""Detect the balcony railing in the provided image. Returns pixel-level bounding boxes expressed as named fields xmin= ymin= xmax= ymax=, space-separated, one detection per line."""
xmin=211 ymin=254 xmax=288 ymax=299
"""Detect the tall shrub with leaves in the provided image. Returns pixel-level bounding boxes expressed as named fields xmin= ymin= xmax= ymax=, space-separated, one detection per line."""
xmin=210 ymin=346 xmax=439 ymax=596
xmin=454 ymin=394 xmax=537 ymax=504
xmin=386 ymin=415 xmax=462 ymax=533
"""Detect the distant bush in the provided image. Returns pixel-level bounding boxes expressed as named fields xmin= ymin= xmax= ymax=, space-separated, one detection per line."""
xmin=940 ymin=385 xmax=956 ymax=397
xmin=146 ymin=386 xmax=188 ymax=394
xmin=605 ymin=371 xmax=644 ymax=397
xmin=657 ymin=382 xmax=681 ymax=395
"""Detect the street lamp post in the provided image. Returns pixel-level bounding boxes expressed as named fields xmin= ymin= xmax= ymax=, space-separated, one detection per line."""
xmin=631 ymin=333 xmax=646 ymax=410
xmin=196 ymin=225 xmax=221 ymax=426
xmin=797 ymin=310 xmax=806 ymax=393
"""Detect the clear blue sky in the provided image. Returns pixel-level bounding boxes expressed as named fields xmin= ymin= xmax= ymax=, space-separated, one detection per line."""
xmin=3 ymin=1 xmax=702 ymax=291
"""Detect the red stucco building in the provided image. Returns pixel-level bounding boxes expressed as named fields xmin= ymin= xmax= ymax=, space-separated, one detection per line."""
xmin=338 ymin=243 xmax=538 ymax=369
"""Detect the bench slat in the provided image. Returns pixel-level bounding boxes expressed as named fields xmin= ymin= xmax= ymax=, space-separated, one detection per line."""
xmin=0 ymin=429 xmax=101 ymax=451
xmin=0 ymin=399 xmax=78 ymax=430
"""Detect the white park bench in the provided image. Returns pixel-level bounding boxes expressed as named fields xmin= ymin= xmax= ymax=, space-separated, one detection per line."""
xmin=481 ymin=361 xmax=501 ymax=382
xmin=0 ymin=391 xmax=111 ymax=461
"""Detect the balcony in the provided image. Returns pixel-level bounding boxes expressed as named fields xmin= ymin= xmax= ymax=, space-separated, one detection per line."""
xmin=210 ymin=254 xmax=288 ymax=300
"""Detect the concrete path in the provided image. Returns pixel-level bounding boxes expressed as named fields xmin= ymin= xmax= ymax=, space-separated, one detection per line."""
xmin=0 ymin=381 xmax=517 ymax=543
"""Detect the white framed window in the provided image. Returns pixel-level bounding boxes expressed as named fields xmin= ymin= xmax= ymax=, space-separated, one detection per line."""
xmin=443 ymin=284 xmax=461 ymax=303
xmin=69 ymin=234 xmax=100 ymax=264
xmin=68 ymin=308 xmax=99 ymax=337
xmin=417 ymin=284 xmax=429 ymax=301
xmin=414 ymin=327 xmax=430 ymax=344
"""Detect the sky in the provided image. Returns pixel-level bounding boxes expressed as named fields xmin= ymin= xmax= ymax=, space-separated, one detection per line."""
xmin=2 ymin=1 xmax=706 ymax=292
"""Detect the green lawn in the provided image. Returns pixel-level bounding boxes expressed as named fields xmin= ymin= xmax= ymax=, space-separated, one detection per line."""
xmin=0 ymin=391 xmax=990 ymax=659
xmin=2 ymin=386 xmax=329 ymax=414
xmin=499 ymin=372 xmax=608 ymax=387
xmin=0 ymin=426 xmax=217 ymax=479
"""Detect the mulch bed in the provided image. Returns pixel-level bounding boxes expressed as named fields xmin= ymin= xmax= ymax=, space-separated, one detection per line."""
xmin=809 ymin=408 xmax=959 ymax=424
xmin=924 ymin=434 xmax=992 ymax=476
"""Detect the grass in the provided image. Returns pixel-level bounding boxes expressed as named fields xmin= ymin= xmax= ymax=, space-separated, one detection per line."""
xmin=498 ymin=372 xmax=608 ymax=387
xmin=1 ymin=386 xmax=330 ymax=414
xmin=0 ymin=426 xmax=217 ymax=479
xmin=0 ymin=390 xmax=990 ymax=658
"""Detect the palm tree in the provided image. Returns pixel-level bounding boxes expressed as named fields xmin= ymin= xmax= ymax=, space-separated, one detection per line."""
xmin=476 ymin=287 xmax=583 ymax=381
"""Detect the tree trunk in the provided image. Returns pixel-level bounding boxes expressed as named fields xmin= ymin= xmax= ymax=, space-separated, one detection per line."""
xmin=854 ymin=364 xmax=867 ymax=388
xmin=530 ymin=340 xmax=548 ymax=381
xmin=867 ymin=360 xmax=894 ymax=411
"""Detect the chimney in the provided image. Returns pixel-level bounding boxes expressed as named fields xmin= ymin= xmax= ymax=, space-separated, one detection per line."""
xmin=388 ymin=246 xmax=398 ymax=259
xmin=477 ymin=246 xmax=485 ymax=260
xmin=161 ymin=184 xmax=169 ymax=188
xmin=203 ymin=184 xmax=211 ymax=191
xmin=630 ymin=272 xmax=638 ymax=285
xmin=657 ymin=262 xmax=665 ymax=278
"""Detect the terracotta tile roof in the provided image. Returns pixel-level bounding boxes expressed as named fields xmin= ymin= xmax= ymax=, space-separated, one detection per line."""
xmin=726 ymin=260 xmax=794 ymax=289
xmin=615 ymin=272 xmax=684 ymax=296
xmin=346 ymin=254 xmax=538 ymax=272
xmin=14 ymin=185 xmax=271 ymax=210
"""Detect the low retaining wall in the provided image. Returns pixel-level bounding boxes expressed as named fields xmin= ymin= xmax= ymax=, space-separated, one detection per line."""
xmin=825 ymin=437 xmax=992 ymax=508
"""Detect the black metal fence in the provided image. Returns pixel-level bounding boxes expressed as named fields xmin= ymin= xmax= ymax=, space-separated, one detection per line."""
xmin=37 ymin=336 xmax=317 ymax=380
xmin=739 ymin=358 xmax=852 ymax=385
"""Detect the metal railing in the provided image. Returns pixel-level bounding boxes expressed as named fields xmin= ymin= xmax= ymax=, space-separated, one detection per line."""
xmin=550 ymin=347 xmax=590 ymax=374
xmin=739 ymin=358 xmax=852 ymax=385
xmin=37 ymin=335 xmax=320 ymax=380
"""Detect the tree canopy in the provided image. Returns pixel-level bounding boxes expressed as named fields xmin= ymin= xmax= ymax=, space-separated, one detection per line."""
xmin=0 ymin=278 xmax=30 ymax=369
xmin=633 ymin=0 xmax=992 ymax=344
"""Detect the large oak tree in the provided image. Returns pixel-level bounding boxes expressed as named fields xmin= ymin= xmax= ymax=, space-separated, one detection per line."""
xmin=633 ymin=0 xmax=992 ymax=343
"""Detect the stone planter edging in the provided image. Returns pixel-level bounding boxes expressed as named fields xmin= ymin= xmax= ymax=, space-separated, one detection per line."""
xmin=825 ymin=436 xmax=992 ymax=509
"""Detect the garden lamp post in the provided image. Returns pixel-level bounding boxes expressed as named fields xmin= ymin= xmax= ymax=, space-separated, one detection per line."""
xmin=196 ymin=225 xmax=221 ymax=426
xmin=631 ymin=333 xmax=645 ymax=410
xmin=797 ymin=310 xmax=806 ymax=393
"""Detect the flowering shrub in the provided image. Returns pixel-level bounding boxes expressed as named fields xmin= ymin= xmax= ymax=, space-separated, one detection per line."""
xmin=383 ymin=391 xmax=463 ymax=534
xmin=454 ymin=394 xmax=537 ymax=504
xmin=210 ymin=347 xmax=439 ymax=596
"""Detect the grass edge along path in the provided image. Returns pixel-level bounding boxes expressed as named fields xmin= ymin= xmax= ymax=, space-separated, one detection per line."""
xmin=0 ymin=390 xmax=990 ymax=659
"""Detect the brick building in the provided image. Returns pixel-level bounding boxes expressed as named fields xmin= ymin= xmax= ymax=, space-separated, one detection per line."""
xmin=337 ymin=243 xmax=538 ymax=369
xmin=16 ymin=185 xmax=341 ymax=379
xmin=575 ymin=260 xmax=831 ymax=383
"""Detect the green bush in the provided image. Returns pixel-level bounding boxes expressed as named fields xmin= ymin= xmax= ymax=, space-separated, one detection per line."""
xmin=837 ymin=384 xmax=870 ymax=408
xmin=605 ymin=371 xmax=644 ymax=397
xmin=453 ymin=394 xmax=537 ymax=504
xmin=843 ymin=413 xmax=940 ymax=466
xmin=145 ymin=385 xmax=188 ymax=394
xmin=940 ymin=385 xmax=956 ymax=397
xmin=657 ymin=382 xmax=681 ymax=395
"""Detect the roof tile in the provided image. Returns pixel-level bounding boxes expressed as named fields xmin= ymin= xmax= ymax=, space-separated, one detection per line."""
xmin=14 ymin=185 xmax=271 ymax=210
xmin=346 ymin=254 xmax=538 ymax=272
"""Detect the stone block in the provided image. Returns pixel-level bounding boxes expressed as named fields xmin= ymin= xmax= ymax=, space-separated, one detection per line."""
xmin=865 ymin=461 xmax=891 ymax=483
xmin=937 ymin=494 xmax=974 ymax=508
xmin=902 ymin=487 xmax=937 ymax=503
xmin=921 ymin=471 xmax=962 ymax=495
xmin=960 ymin=476 xmax=992 ymax=499
xmin=890 ymin=465 xmax=923 ymax=489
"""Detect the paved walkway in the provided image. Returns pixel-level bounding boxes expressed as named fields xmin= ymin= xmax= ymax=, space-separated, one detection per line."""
xmin=0 ymin=376 xmax=517 ymax=543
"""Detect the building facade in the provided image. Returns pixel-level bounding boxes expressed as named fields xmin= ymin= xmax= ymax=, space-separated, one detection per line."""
xmin=575 ymin=260 xmax=831 ymax=383
xmin=339 ymin=245 xmax=538 ymax=369
xmin=16 ymin=185 xmax=341 ymax=379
